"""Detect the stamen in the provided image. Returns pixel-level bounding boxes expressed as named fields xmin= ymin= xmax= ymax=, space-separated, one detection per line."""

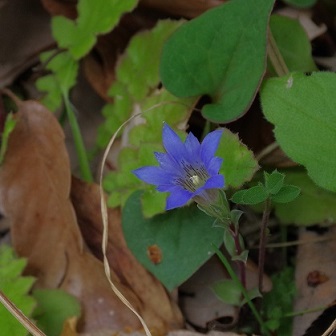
xmin=175 ymin=161 xmax=210 ymax=192
xmin=190 ymin=175 xmax=201 ymax=186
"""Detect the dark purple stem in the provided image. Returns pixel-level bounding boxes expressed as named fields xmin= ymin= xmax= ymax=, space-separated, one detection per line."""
xmin=258 ymin=198 xmax=271 ymax=294
xmin=229 ymin=224 xmax=246 ymax=289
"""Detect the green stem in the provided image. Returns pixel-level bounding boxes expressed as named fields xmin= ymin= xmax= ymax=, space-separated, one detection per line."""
xmin=284 ymin=305 xmax=326 ymax=318
xmin=63 ymin=93 xmax=93 ymax=182
xmin=280 ymin=224 xmax=288 ymax=267
xmin=258 ymin=198 xmax=271 ymax=294
xmin=212 ymin=244 xmax=270 ymax=336
xmin=267 ymin=29 xmax=289 ymax=76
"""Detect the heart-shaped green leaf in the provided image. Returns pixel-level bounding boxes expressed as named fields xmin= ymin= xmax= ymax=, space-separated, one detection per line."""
xmin=261 ymin=72 xmax=336 ymax=192
xmin=268 ymin=15 xmax=317 ymax=75
xmin=122 ymin=191 xmax=223 ymax=291
xmin=160 ymin=0 xmax=275 ymax=122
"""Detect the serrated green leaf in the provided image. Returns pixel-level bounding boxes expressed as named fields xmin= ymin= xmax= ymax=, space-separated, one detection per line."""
xmin=128 ymin=89 xmax=192 ymax=146
xmin=261 ymin=72 xmax=336 ymax=192
xmin=271 ymin=185 xmax=300 ymax=204
xmin=0 ymin=246 xmax=36 ymax=336
xmin=274 ymin=171 xmax=336 ymax=225
xmin=211 ymin=279 xmax=242 ymax=306
xmin=141 ymin=187 xmax=167 ymax=218
xmin=102 ymin=80 xmax=194 ymax=217
xmin=117 ymin=20 xmax=184 ymax=101
xmin=231 ymin=185 xmax=269 ymax=205
xmin=265 ymin=170 xmax=285 ymax=195
xmin=96 ymin=83 xmax=133 ymax=148
xmin=96 ymin=20 xmax=190 ymax=150
xmin=268 ymin=15 xmax=317 ymax=75
xmin=122 ymin=191 xmax=223 ymax=291
xmin=160 ymin=0 xmax=274 ymax=122
xmin=216 ymin=129 xmax=259 ymax=189
xmin=52 ymin=0 xmax=138 ymax=59
xmin=33 ymin=289 xmax=81 ymax=336
xmin=36 ymin=51 xmax=78 ymax=111
xmin=104 ymin=142 xmax=166 ymax=212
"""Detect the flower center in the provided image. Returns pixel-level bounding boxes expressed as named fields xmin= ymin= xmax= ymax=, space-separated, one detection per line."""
xmin=190 ymin=175 xmax=202 ymax=187
xmin=176 ymin=162 xmax=209 ymax=192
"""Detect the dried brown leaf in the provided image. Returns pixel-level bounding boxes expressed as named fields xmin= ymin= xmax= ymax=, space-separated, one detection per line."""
xmin=61 ymin=317 xmax=79 ymax=336
xmin=0 ymin=98 xmax=143 ymax=333
xmin=293 ymin=227 xmax=336 ymax=335
xmin=71 ymin=176 xmax=184 ymax=333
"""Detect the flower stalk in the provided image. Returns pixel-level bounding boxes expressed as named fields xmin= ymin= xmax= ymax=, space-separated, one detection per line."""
xmin=258 ymin=198 xmax=272 ymax=294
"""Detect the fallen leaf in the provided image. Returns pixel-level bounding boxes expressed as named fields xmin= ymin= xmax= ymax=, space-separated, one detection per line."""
xmin=293 ymin=227 xmax=336 ymax=335
xmin=71 ymin=176 xmax=184 ymax=333
xmin=0 ymin=97 xmax=143 ymax=333
xmin=61 ymin=317 xmax=79 ymax=336
xmin=179 ymin=255 xmax=271 ymax=329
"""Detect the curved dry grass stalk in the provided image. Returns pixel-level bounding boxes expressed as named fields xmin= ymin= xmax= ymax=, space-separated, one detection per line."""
xmin=99 ymin=112 xmax=152 ymax=336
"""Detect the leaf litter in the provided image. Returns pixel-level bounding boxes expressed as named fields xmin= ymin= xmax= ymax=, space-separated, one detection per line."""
xmin=0 ymin=95 xmax=145 ymax=334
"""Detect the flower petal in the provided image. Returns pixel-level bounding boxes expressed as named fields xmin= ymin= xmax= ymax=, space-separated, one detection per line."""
xmin=154 ymin=152 xmax=180 ymax=174
xmin=132 ymin=166 xmax=174 ymax=186
xmin=185 ymin=131 xmax=201 ymax=161
xmin=203 ymin=174 xmax=225 ymax=190
xmin=166 ymin=186 xmax=193 ymax=210
xmin=162 ymin=123 xmax=188 ymax=163
xmin=157 ymin=184 xmax=177 ymax=192
xmin=206 ymin=157 xmax=223 ymax=175
xmin=200 ymin=129 xmax=223 ymax=165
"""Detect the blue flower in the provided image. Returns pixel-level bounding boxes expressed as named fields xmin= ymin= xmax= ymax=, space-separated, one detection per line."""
xmin=133 ymin=123 xmax=225 ymax=210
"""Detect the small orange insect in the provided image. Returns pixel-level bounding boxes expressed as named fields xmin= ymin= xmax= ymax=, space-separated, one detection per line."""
xmin=147 ymin=244 xmax=162 ymax=264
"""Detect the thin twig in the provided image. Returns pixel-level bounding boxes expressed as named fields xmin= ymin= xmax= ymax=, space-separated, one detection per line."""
xmin=230 ymin=225 xmax=246 ymax=289
xmin=250 ymin=235 xmax=336 ymax=249
xmin=255 ymin=142 xmax=279 ymax=162
xmin=267 ymin=29 xmax=289 ymax=76
xmin=0 ymin=290 xmax=46 ymax=336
